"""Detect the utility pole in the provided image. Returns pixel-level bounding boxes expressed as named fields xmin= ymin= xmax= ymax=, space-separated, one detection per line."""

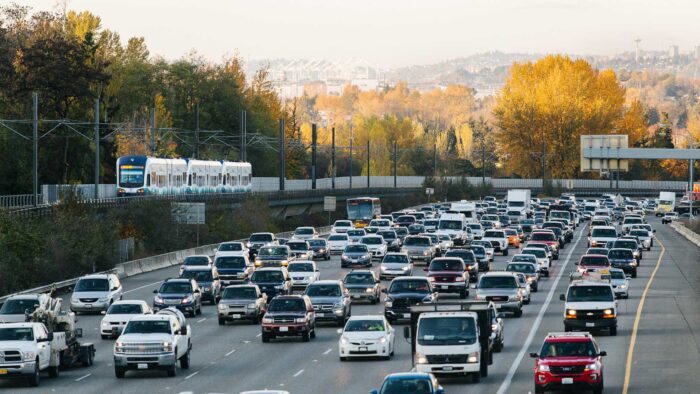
xmin=542 ymin=138 xmax=547 ymax=191
xmin=433 ymin=142 xmax=437 ymax=177
xmin=349 ymin=126 xmax=353 ymax=189
xmin=32 ymin=92 xmax=38 ymax=207
xmin=279 ymin=118 xmax=285 ymax=191
xmin=94 ymin=98 xmax=100 ymax=199
xmin=150 ymin=107 xmax=156 ymax=155
xmin=311 ymin=123 xmax=317 ymax=190
xmin=690 ymin=159 xmax=694 ymax=218
xmin=240 ymin=110 xmax=247 ymax=162
xmin=194 ymin=101 xmax=200 ymax=158
xmin=367 ymin=140 xmax=370 ymax=189
xmin=331 ymin=126 xmax=336 ymax=189
xmin=393 ymin=141 xmax=398 ymax=188
xmin=481 ymin=138 xmax=486 ymax=186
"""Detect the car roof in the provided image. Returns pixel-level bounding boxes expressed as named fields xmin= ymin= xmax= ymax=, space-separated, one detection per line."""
xmin=255 ymin=267 xmax=286 ymax=272
xmin=164 ymin=278 xmax=193 ymax=283
xmin=79 ymin=274 xmax=111 ymax=279
xmin=393 ymin=276 xmax=429 ymax=282
xmin=181 ymin=266 xmax=213 ymax=271
xmin=385 ymin=372 xmax=434 ymax=379
xmin=481 ymin=271 xmax=517 ymax=277
xmin=544 ymin=332 xmax=594 ymax=342
xmin=309 ymin=280 xmax=341 ymax=285
xmin=112 ymin=300 xmax=147 ymax=305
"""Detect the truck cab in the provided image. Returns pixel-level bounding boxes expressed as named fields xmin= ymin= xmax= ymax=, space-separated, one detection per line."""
xmin=437 ymin=213 xmax=469 ymax=246
xmin=0 ymin=322 xmax=58 ymax=386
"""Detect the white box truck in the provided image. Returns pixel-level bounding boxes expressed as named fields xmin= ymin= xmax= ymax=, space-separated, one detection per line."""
xmin=507 ymin=190 xmax=531 ymax=217
xmin=449 ymin=201 xmax=477 ymax=223
xmin=655 ymin=192 xmax=675 ymax=216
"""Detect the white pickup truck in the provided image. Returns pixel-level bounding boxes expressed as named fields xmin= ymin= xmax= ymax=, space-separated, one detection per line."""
xmin=113 ymin=308 xmax=192 ymax=378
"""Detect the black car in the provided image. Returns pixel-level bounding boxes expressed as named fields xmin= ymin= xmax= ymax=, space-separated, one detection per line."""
xmin=408 ymin=224 xmax=426 ymax=235
xmin=152 ymin=278 xmax=202 ymax=317
xmin=377 ymin=230 xmax=401 ymax=252
xmin=443 ymin=249 xmax=479 ymax=281
xmin=343 ymin=270 xmax=381 ymax=304
xmin=383 ymin=277 xmax=435 ymax=323
xmin=179 ymin=266 xmax=220 ymax=304
xmin=214 ymin=255 xmax=254 ymax=286
xmin=607 ymin=248 xmax=637 ymax=278
xmin=250 ymin=268 xmax=292 ymax=299
xmin=307 ymin=238 xmax=331 ymax=260
xmin=261 ymin=295 xmax=316 ymax=342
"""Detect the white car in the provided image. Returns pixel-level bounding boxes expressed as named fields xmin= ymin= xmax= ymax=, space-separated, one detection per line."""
xmin=70 ymin=274 xmax=123 ymax=313
xmin=338 ymin=315 xmax=395 ymax=361
xmin=609 ymin=268 xmax=630 ymax=299
xmin=327 ymin=233 xmax=350 ymax=254
xmin=588 ymin=226 xmax=618 ymax=248
xmin=361 ymin=235 xmax=388 ymax=259
xmin=214 ymin=241 xmax=249 ymax=259
xmin=369 ymin=219 xmax=392 ymax=231
xmin=331 ymin=220 xmax=354 ymax=234
xmin=466 ymin=223 xmax=484 ymax=239
xmin=520 ymin=248 xmax=551 ymax=277
xmin=100 ymin=300 xmax=152 ymax=339
xmin=482 ymin=229 xmax=509 ymax=256
xmin=287 ymin=261 xmax=320 ymax=289
xmin=436 ymin=233 xmax=454 ymax=251
xmin=471 ymin=240 xmax=495 ymax=262
xmin=292 ymin=226 xmax=318 ymax=240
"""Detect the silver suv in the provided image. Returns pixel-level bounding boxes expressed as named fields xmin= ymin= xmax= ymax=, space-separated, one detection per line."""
xmin=304 ymin=280 xmax=351 ymax=327
xmin=474 ymin=272 xmax=523 ymax=317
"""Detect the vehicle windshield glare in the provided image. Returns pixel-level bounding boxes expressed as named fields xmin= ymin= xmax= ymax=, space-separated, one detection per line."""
xmin=362 ymin=237 xmax=382 ymax=245
xmin=380 ymin=377 xmax=433 ymax=394
xmin=251 ymin=271 xmax=284 ymax=282
xmin=344 ymin=319 xmax=385 ymax=332
xmin=403 ymin=237 xmax=430 ymax=246
xmin=107 ymin=304 xmax=143 ymax=314
xmin=218 ymin=243 xmax=243 ymax=251
xmin=580 ymin=256 xmax=610 ymax=266
xmin=184 ymin=256 xmax=209 ymax=266
xmin=508 ymin=263 xmax=536 ymax=273
xmin=249 ymin=234 xmax=273 ymax=243
xmin=608 ymin=249 xmax=633 ymax=259
xmin=567 ymin=285 xmax=614 ymax=302
xmin=215 ymin=256 xmax=246 ymax=269
xmin=388 ymin=280 xmax=430 ymax=294
xmin=305 ymin=284 xmax=341 ymax=297
xmin=259 ymin=247 xmax=288 ymax=257
xmin=288 ymin=263 xmax=314 ymax=272
xmin=123 ymin=320 xmax=171 ymax=334
xmin=222 ymin=287 xmax=257 ymax=299
xmin=344 ymin=274 xmax=375 ymax=284
xmin=479 ymin=276 xmax=517 ymax=289
xmin=540 ymin=340 xmax=597 ymax=357
xmin=308 ymin=239 xmax=326 ymax=247
xmin=429 ymin=259 xmax=463 ymax=271
xmin=531 ymin=233 xmax=555 ymax=241
xmin=75 ymin=278 xmax=109 ymax=292
xmin=328 ymin=235 xmax=349 ymax=241
xmin=438 ymin=220 xmax=462 ymax=230
xmin=512 ymin=255 xmax=536 ymax=263
xmin=522 ymin=249 xmax=546 ymax=258
xmin=0 ymin=327 xmax=34 ymax=341
xmin=417 ymin=316 xmax=477 ymax=346
xmin=592 ymin=228 xmax=617 ymax=237
xmin=180 ymin=270 xmax=213 ymax=282
xmin=295 ymin=228 xmax=314 ymax=235
xmin=345 ymin=245 xmax=368 ymax=253
xmin=445 ymin=250 xmax=475 ymax=262
xmin=0 ymin=299 xmax=40 ymax=315
xmin=287 ymin=242 xmax=309 ymax=251
xmin=159 ymin=283 xmax=192 ymax=293
xmin=382 ymin=255 xmax=408 ymax=264
xmin=267 ymin=298 xmax=306 ymax=312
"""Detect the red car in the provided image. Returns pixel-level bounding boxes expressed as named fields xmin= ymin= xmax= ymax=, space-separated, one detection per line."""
xmin=530 ymin=332 xmax=606 ymax=394
xmin=528 ymin=231 xmax=560 ymax=260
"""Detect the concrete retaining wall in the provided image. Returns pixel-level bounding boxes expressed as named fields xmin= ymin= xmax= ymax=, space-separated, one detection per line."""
xmin=670 ymin=221 xmax=700 ymax=248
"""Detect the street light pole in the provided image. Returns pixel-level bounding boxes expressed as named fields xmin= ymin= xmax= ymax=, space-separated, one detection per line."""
xmin=32 ymin=92 xmax=38 ymax=207
xmin=349 ymin=125 xmax=353 ymax=189
xmin=94 ymin=97 xmax=100 ymax=199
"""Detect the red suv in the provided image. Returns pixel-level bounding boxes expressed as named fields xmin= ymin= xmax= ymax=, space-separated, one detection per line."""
xmin=530 ymin=332 xmax=606 ymax=394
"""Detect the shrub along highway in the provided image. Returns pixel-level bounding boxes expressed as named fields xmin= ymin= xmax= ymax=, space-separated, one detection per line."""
xmin=1 ymin=217 xmax=699 ymax=393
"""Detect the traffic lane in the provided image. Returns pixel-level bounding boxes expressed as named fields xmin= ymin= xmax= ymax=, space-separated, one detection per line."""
xmin=626 ymin=220 xmax=700 ymax=393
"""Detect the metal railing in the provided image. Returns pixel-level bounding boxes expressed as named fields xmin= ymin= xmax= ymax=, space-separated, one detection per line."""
xmin=0 ymin=194 xmax=43 ymax=208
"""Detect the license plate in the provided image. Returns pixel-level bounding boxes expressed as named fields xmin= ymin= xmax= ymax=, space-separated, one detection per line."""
xmin=586 ymin=322 xmax=595 ymax=327
xmin=137 ymin=363 xmax=148 ymax=370
xmin=403 ymin=313 xmax=411 ymax=318
xmin=359 ymin=346 xmax=368 ymax=352
xmin=232 ymin=314 xmax=241 ymax=319
xmin=279 ymin=326 xmax=289 ymax=332
xmin=0 ymin=369 xmax=7 ymax=375
xmin=562 ymin=378 xmax=574 ymax=384
xmin=353 ymin=295 xmax=361 ymax=299
xmin=85 ymin=304 xmax=92 ymax=309
xmin=441 ymin=285 xmax=448 ymax=289
xmin=443 ymin=366 xmax=453 ymax=371
xmin=317 ymin=312 xmax=325 ymax=317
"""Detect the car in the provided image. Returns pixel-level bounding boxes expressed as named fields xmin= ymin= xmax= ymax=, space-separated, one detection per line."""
xmin=408 ymin=223 xmax=426 ymax=235
xmin=528 ymin=231 xmax=560 ymax=259
xmin=178 ymin=255 xmax=213 ymax=276
xmin=607 ymin=248 xmax=638 ymax=278
xmin=575 ymin=254 xmax=611 ymax=275
xmin=338 ymin=315 xmax=395 ymax=361
xmin=214 ymin=241 xmax=248 ymax=259
xmin=471 ymin=239 xmax=495 ymax=262
xmin=490 ymin=302 xmax=506 ymax=352
xmin=70 ymin=273 xmax=123 ymax=313
xmin=379 ymin=252 xmax=413 ymax=280
xmin=261 ymin=295 xmax=316 ymax=342
xmin=482 ymin=229 xmax=509 ymax=256
xmin=560 ymin=280 xmax=617 ymax=335
xmin=585 ymin=247 xmax=610 ymax=256
xmin=370 ymin=372 xmax=445 ymax=394
xmin=377 ymin=230 xmax=402 ymax=252
xmin=394 ymin=226 xmax=409 ymax=242
xmin=179 ymin=266 xmax=220 ymax=304
xmin=520 ymin=247 xmax=551 ymax=277
xmin=504 ymin=228 xmax=521 ymax=248
xmin=100 ymin=300 xmax=152 ymax=339
xmin=530 ymin=332 xmax=606 ymax=394
xmin=514 ymin=272 xmax=532 ymax=304
xmin=425 ymin=257 xmax=469 ymax=298
xmin=287 ymin=260 xmax=320 ymax=289
xmin=341 ymin=244 xmax=372 ymax=268
xmin=0 ymin=294 xmax=47 ymax=323
xmin=292 ymin=226 xmax=318 ymax=240
xmin=331 ymin=220 xmax=354 ymax=233
xmin=250 ymin=267 xmax=292 ymax=299
xmin=343 ymin=270 xmax=381 ymax=304
xmin=469 ymin=244 xmax=491 ymax=271
xmin=401 ymin=235 xmax=435 ymax=264
xmin=304 ymin=280 xmax=351 ymax=326
xmin=347 ymin=228 xmax=367 ymax=243
xmin=443 ymin=248 xmax=479 ymax=281
xmin=254 ymin=245 xmax=293 ymax=268
xmin=247 ymin=232 xmax=278 ymax=257
xmin=474 ymin=272 xmax=523 ymax=317
xmin=214 ymin=254 xmax=254 ymax=286
xmin=420 ymin=232 xmax=443 ymax=257
xmin=369 ymin=219 xmax=393 ymax=231
xmin=383 ymin=277 xmax=436 ymax=323
xmin=217 ymin=284 xmax=267 ymax=324
xmin=422 ymin=219 xmax=439 ymax=232
xmin=152 ymin=278 xmax=203 ymax=317
xmin=327 ymin=233 xmax=350 ymax=254
xmin=608 ymin=268 xmax=630 ymax=298
xmin=365 ymin=226 xmax=380 ymax=234
xmin=436 ymin=233 xmax=454 ymax=251
xmin=661 ymin=211 xmax=678 ymax=224
xmin=286 ymin=240 xmax=314 ymax=260
xmin=305 ymin=238 xmax=330 ymax=260
xmin=361 ymin=235 xmax=388 ymax=259
xmin=588 ymin=226 xmax=618 ymax=248
xmin=507 ymin=260 xmax=540 ymax=292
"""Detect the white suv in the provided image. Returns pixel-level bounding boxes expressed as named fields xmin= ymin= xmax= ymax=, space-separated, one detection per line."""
xmin=482 ymin=229 xmax=509 ymax=256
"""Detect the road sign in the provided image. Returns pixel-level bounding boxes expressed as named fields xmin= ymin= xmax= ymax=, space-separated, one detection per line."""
xmin=580 ymin=135 xmax=629 ymax=172
xmin=324 ymin=196 xmax=336 ymax=211
xmin=172 ymin=202 xmax=205 ymax=224
xmin=426 ymin=188 xmax=435 ymax=195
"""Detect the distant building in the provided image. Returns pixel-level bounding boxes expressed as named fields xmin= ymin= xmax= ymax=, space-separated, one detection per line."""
xmin=669 ymin=45 xmax=679 ymax=61
xmin=695 ymin=45 xmax=700 ymax=60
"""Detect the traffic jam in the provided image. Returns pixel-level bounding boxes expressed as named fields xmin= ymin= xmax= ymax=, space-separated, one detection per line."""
xmin=0 ymin=191 xmax=670 ymax=393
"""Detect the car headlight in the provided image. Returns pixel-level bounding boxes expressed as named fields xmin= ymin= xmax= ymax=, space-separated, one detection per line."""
xmin=366 ymin=288 xmax=374 ymax=293
xmin=274 ymin=284 xmax=285 ymax=289
xmin=415 ymin=353 xmax=428 ymax=364
xmin=71 ymin=297 xmax=78 ymax=303
xmin=218 ymin=303 xmax=228 ymax=310
xmin=468 ymin=351 xmax=479 ymax=363
xmin=154 ymin=295 xmax=164 ymax=303
xmin=585 ymin=362 xmax=598 ymax=371
xmin=341 ymin=255 xmax=349 ymax=261
xmin=619 ymin=284 xmax=628 ymax=289
xmin=246 ymin=303 xmax=256 ymax=309
xmin=423 ymin=250 xmax=430 ymax=255
xmin=538 ymin=364 xmax=550 ymax=372
xmin=262 ymin=317 xmax=273 ymax=324
xmin=246 ymin=242 xmax=253 ymax=248
xmin=380 ymin=265 xmax=387 ymax=271
xmin=319 ymin=248 xmax=326 ymax=253
xmin=181 ymin=296 xmax=193 ymax=304
xmin=603 ymin=309 xmax=615 ymax=318
xmin=162 ymin=341 xmax=173 ymax=352
xmin=491 ymin=323 xmax=499 ymax=332
xmin=98 ymin=297 xmax=108 ymax=303
xmin=566 ymin=309 xmax=577 ymax=318
xmin=101 ymin=320 xmax=110 ymax=326
xmin=340 ymin=336 xmax=349 ymax=344
xmin=362 ymin=254 xmax=371 ymax=260
xmin=333 ymin=302 xmax=343 ymax=310
xmin=255 ymin=260 xmax=263 ymax=267
xmin=204 ymin=287 xmax=211 ymax=292
xmin=474 ymin=294 xmax=483 ymax=301
xmin=379 ymin=336 xmax=387 ymax=344
xmin=295 ymin=317 xmax=306 ymax=323
xmin=115 ymin=342 xmax=125 ymax=353
xmin=384 ymin=301 xmax=393 ymax=308
xmin=22 ymin=351 xmax=36 ymax=361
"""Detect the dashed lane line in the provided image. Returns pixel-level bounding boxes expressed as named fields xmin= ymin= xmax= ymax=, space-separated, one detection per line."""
xmin=74 ymin=373 xmax=92 ymax=382
xmin=293 ymin=369 xmax=304 ymax=377
xmin=184 ymin=371 xmax=199 ymax=380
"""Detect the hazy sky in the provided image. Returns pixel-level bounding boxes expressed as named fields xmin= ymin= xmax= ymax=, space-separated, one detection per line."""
xmin=14 ymin=0 xmax=700 ymax=68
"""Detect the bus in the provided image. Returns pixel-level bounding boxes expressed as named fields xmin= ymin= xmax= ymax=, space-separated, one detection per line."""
xmin=346 ymin=197 xmax=381 ymax=228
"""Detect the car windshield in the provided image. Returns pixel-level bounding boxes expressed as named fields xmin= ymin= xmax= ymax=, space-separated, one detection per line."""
xmin=123 ymin=320 xmax=171 ymax=334
xmin=259 ymin=247 xmax=288 ymax=257
xmin=159 ymin=282 xmax=192 ymax=293
xmin=567 ymin=285 xmax=614 ymax=302
xmin=430 ymin=259 xmax=463 ymax=271
xmin=222 ymin=287 xmax=257 ymax=299
xmin=389 ymin=280 xmax=430 ymax=294
xmin=484 ymin=231 xmax=504 ymax=238
xmin=480 ymin=276 xmax=517 ymax=288
xmin=531 ymin=233 xmax=555 ymax=241
xmin=345 ymin=319 xmax=385 ymax=332
xmin=348 ymin=230 xmax=365 ymax=236
xmin=287 ymin=243 xmax=309 ymax=251
xmin=344 ymin=274 xmax=375 ymax=284
xmin=305 ymin=284 xmax=341 ymax=297
xmin=507 ymin=263 xmax=536 ymax=273
xmin=438 ymin=234 xmax=451 ymax=241
xmin=610 ymin=271 xmax=626 ymax=279
xmin=523 ymin=249 xmax=545 ymax=258
xmin=592 ymin=228 xmax=617 ymax=237
xmin=184 ymin=256 xmax=209 ymax=266
xmin=439 ymin=220 xmax=462 ymax=230
xmin=251 ymin=271 xmax=284 ymax=282
xmin=362 ymin=237 xmax=382 ymax=245
xmin=180 ymin=270 xmax=213 ymax=282
xmin=580 ymin=256 xmax=609 ymax=266
xmin=608 ymin=249 xmax=633 ymax=259
xmin=328 ymin=235 xmax=348 ymax=241
xmin=417 ymin=316 xmax=477 ymax=346
xmin=249 ymin=234 xmax=273 ymax=242
xmin=540 ymin=340 xmax=597 ymax=357
xmin=512 ymin=255 xmax=536 ymax=263
xmin=471 ymin=246 xmax=485 ymax=256
xmin=380 ymin=377 xmax=433 ymax=394
xmin=382 ymin=255 xmax=408 ymax=264
xmin=215 ymin=256 xmax=246 ymax=269
xmin=267 ymin=298 xmax=306 ymax=312
xmin=218 ymin=243 xmax=242 ymax=251
xmin=587 ymin=248 xmax=608 ymax=255
xmin=0 ymin=327 xmax=34 ymax=341
xmin=614 ymin=241 xmax=637 ymax=249
xmin=624 ymin=218 xmax=643 ymax=224
xmin=445 ymin=251 xmax=475 ymax=262
xmin=408 ymin=225 xmax=424 ymax=232
xmin=403 ymin=237 xmax=430 ymax=246
xmin=288 ymin=263 xmax=314 ymax=272
xmin=308 ymin=239 xmax=326 ymax=247
xmin=0 ymin=299 xmax=40 ymax=315
xmin=345 ymin=245 xmax=368 ymax=253
xmin=75 ymin=278 xmax=109 ymax=292
xmin=334 ymin=221 xmax=352 ymax=227
xmin=107 ymin=304 xmax=143 ymax=314
xmin=295 ymin=228 xmax=314 ymax=235
xmin=395 ymin=228 xmax=408 ymax=236
xmin=378 ymin=232 xmax=396 ymax=240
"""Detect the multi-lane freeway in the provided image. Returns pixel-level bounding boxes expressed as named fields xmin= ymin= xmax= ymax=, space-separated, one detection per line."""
xmin=1 ymin=217 xmax=699 ymax=393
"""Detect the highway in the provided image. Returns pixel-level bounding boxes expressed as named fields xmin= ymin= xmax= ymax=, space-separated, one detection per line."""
xmin=2 ymin=217 xmax=699 ymax=393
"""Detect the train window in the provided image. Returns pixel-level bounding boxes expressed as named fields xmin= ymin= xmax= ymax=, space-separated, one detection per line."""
xmin=146 ymin=174 xmax=151 ymax=186
xmin=188 ymin=174 xmax=192 ymax=186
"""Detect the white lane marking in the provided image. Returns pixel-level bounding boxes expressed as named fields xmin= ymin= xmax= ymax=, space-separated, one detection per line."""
xmin=323 ymin=348 xmax=332 ymax=355
xmin=74 ymin=373 xmax=92 ymax=382
xmin=243 ymin=340 xmax=251 ymax=344
xmin=496 ymin=226 xmax=585 ymax=394
xmin=225 ymin=349 xmax=236 ymax=356
xmin=184 ymin=371 xmax=199 ymax=380
xmin=256 ymin=333 xmax=262 ymax=337
xmin=293 ymin=369 xmax=304 ymax=377
xmin=123 ymin=280 xmax=164 ymax=295
xmin=197 ymin=318 xmax=206 ymax=323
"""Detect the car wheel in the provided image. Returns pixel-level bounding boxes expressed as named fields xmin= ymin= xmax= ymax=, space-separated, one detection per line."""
xmin=339 ymin=356 xmax=346 ymax=362
xmin=114 ymin=366 xmax=126 ymax=379
xmin=166 ymin=364 xmax=176 ymax=377
xmin=632 ymin=269 xmax=637 ymax=278
xmin=532 ymin=285 xmax=538 ymax=292
xmin=262 ymin=332 xmax=271 ymax=343
xmin=101 ymin=335 xmax=109 ymax=340
xmin=180 ymin=350 xmax=190 ymax=369
xmin=534 ymin=384 xmax=545 ymax=393
xmin=218 ymin=318 xmax=225 ymax=325
xmin=472 ymin=372 xmax=481 ymax=383
xmin=493 ymin=339 xmax=502 ymax=353
xmin=524 ymin=297 xmax=531 ymax=305
xmin=48 ymin=365 xmax=59 ymax=378
xmin=503 ymin=248 xmax=509 ymax=256
xmin=310 ymin=325 xmax=316 ymax=339
xmin=610 ymin=326 xmax=617 ymax=336
xmin=302 ymin=331 xmax=311 ymax=342
xmin=564 ymin=326 xmax=572 ymax=332
xmin=515 ymin=309 xmax=523 ymax=318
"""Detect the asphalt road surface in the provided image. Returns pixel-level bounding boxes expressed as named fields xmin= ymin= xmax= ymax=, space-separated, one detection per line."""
xmin=2 ymin=217 xmax=699 ymax=394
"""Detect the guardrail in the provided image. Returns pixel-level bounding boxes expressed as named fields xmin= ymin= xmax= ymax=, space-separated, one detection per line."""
xmin=0 ymin=226 xmax=333 ymax=304
xmin=0 ymin=194 xmax=43 ymax=209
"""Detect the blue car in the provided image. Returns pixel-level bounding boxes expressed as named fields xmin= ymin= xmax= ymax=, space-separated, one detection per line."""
xmin=371 ymin=372 xmax=445 ymax=394
xmin=152 ymin=278 xmax=203 ymax=317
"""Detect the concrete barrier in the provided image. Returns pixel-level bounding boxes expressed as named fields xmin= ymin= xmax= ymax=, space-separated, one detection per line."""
xmin=670 ymin=221 xmax=700 ymax=248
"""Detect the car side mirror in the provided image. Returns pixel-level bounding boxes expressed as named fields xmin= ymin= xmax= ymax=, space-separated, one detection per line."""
xmin=180 ymin=326 xmax=188 ymax=335
xmin=653 ymin=229 xmax=656 ymax=233
xmin=529 ymin=352 xmax=539 ymax=358
xmin=153 ymin=289 xmax=158 ymax=294
xmin=100 ymin=310 xmax=106 ymax=315
xmin=423 ymin=266 xmax=429 ymax=272
xmin=194 ymin=289 xmax=200 ymax=293
xmin=336 ymin=328 xmax=343 ymax=335
xmin=403 ymin=326 xmax=411 ymax=339
xmin=599 ymin=350 xmax=607 ymax=357
xmin=559 ymin=294 xmax=565 ymax=301
xmin=213 ymin=248 xmax=218 ymax=253
xmin=111 ymin=287 xmax=119 ymax=291
xmin=215 ymin=295 xmax=221 ymax=304
xmin=381 ymin=288 xmax=387 ymax=293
